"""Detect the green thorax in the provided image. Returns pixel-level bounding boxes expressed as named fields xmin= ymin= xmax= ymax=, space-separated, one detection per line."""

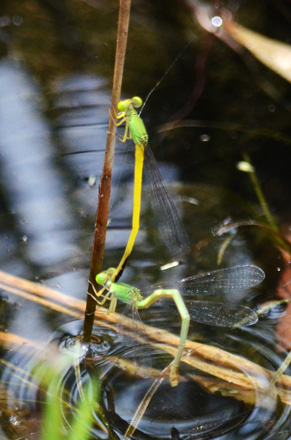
xmin=127 ymin=106 xmax=148 ymax=147
xmin=112 ymin=281 xmax=143 ymax=305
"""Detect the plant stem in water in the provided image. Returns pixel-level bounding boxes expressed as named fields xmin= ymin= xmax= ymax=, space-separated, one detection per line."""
xmin=83 ymin=0 xmax=132 ymax=342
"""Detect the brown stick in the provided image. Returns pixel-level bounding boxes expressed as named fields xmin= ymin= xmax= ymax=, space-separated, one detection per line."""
xmin=83 ymin=0 xmax=132 ymax=341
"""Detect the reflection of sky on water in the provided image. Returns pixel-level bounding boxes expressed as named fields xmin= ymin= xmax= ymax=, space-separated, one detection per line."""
xmin=54 ymin=73 xmax=110 ymax=210
xmin=0 ymin=61 xmax=71 ymax=339
xmin=0 ymin=60 xmax=108 ymax=338
xmin=0 ymin=60 xmax=76 ymax=268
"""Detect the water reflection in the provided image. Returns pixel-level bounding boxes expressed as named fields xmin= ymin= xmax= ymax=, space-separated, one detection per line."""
xmin=0 ymin=59 xmax=87 ymax=342
xmin=0 ymin=59 xmax=77 ymax=268
xmin=1 ymin=297 xmax=291 ymax=439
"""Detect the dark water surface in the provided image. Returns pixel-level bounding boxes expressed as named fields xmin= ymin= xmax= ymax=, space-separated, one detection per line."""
xmin=0 ymin=0 xmax=291 ymax=439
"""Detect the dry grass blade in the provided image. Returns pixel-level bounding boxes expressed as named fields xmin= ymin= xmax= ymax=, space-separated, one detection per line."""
xmin=224 ymin=20 xmax=291 ymax=83
xmin=124 ymin=362 xmax=173 ymax=439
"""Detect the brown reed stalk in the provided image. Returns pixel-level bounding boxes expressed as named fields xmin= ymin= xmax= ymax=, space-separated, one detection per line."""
xmin=83 ymin=0 xmax=132 ymax=341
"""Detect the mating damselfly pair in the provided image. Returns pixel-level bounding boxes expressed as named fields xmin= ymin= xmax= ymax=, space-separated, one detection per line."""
xmin=91 ymin=97 xmax=264 ymax=386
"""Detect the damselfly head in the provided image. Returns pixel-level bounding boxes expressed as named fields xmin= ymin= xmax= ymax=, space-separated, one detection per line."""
xmin=117 ymin=96 xmax=143 ymax=113
xmin=96 ymin=267 xmax=116 ymax=285
xmin=117 ymin=99 xmax=131 ymax=112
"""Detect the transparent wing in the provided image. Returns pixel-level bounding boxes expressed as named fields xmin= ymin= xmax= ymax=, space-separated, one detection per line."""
xmin=144 ymin=146 xmax=190 ymax=259
xmin=118 ymin=302 xmax=152 ymax=375
xmin=117 ymin=302 xmax=147 ymax=344
xmin=185 ymin=300 xmax=258 ymax=327
xmin=157 ymin=265 xmax=265 ymax=296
